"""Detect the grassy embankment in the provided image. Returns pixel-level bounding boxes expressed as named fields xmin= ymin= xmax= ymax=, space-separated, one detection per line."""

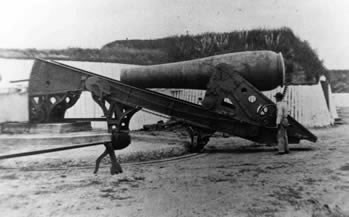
xmin=0 ymin=27 xmax=327 ymax=85
xmin=328 ymin=70 xmax=349 ymax=93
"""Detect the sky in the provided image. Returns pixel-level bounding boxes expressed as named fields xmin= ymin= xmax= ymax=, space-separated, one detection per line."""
xmin=0 ymin=0 xmax=348 ymax=69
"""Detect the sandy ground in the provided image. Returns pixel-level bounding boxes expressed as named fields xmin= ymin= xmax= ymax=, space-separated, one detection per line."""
xmin=0 ymin=126 xmax=349 ymax=217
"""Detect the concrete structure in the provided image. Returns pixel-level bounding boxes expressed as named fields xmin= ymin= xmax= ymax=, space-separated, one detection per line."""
xmin=158 ymin=81 xmax=337 ymax=128
xmin=263 ymin=83 xmax=336 ymax=127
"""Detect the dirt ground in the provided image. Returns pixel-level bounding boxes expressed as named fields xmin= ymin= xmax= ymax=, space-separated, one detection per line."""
xmin=0 ymin=125 xmax=349 ymax=217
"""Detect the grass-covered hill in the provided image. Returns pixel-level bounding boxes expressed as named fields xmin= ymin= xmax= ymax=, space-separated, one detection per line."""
xmin=328 ymin=70 xmax=349 ymax=93
xmin=103 ymin=27 xmax=326 ymax=84
xmin=0 ymin=27 xmax=326 ymax=84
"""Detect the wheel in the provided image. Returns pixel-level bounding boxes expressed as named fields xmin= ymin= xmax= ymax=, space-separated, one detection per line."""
xmin=111 ymin=131 xmax=131 ymax=150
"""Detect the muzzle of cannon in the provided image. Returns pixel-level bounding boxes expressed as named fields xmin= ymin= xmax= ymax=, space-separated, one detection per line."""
xmin=120 ymin=50 xmax=285 ymax=91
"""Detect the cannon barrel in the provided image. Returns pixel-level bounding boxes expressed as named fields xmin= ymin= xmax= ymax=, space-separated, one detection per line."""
xmin=120 ymin=50 xmax=285 ymax=91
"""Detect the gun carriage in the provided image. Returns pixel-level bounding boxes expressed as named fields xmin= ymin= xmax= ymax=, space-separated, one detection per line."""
xmin=7 ymin=50 xmax=316 ymax=174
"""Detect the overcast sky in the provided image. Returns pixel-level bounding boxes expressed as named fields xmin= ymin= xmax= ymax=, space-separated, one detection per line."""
xmin=0 ymin=0 xmax=348 ymax=69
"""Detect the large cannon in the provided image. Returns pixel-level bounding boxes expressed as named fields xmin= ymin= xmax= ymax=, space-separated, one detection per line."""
xmin=120 ymin=50 xmax=315 ymax=146
xmin=0 ymin=50 xmax=316 ymax=175
xmin=121 ymin=50 xmax=285 ymax=91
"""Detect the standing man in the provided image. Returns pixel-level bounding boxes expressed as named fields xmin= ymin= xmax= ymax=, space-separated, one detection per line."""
xmin=274 ymin=92 xmax=289 ymax=154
